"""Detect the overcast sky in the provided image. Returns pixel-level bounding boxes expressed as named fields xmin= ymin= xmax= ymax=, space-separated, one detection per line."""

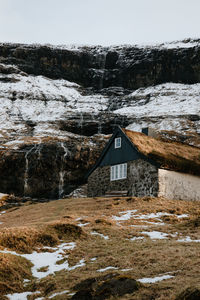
xmin=0 ymin=0 xmax=199 ymax=46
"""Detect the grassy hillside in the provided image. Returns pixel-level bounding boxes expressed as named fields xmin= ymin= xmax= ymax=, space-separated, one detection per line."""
xmin=0 ymin=196 xmax=200 ymax=299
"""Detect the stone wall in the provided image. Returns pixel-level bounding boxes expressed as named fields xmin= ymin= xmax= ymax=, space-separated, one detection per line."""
xmin=87 ymin=159 xmax=159 ymax=197
xmin=129 ymin=159 xmax=159 ymax=197
xmin=158 ymin=169 xmax=200 ymax=201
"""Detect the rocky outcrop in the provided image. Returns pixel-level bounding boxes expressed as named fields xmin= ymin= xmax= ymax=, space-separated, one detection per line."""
xmin=0 ymin=39 xmax=199 ymax=198
xmin=71 ymin=273 xmax=141 ymax=300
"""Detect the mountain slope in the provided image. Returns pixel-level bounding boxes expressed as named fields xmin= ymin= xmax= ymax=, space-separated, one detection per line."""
xmin=0 ymin=39 xmax=199 ymax=198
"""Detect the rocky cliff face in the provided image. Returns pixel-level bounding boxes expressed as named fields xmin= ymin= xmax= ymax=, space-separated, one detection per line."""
xmin=0 ymin=135 xmax=108 ymax=199
xmin=0 ymin=39 xmax=199 ymax=198
xmin=1 ymin=39 xmax=200 ymax=90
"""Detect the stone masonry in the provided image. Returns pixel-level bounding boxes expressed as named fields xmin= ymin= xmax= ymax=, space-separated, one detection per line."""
xmin=87 ymin=159 xmax=159 ymax=197
xmin=129 ymin=159 xmax=159 ymax=197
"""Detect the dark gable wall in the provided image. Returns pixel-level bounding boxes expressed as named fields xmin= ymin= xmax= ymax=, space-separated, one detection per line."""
xmin=99 ymin=131 xmax=140 ymax=166
xmin=88 ymin=128 xmax=160 ymax=197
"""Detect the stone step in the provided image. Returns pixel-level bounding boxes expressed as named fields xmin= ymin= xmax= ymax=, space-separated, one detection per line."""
xmin=105 ymin=190 xmax=128 ymax=197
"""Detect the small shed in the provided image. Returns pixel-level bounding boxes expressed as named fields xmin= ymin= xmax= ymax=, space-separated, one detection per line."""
xmin=87 ymin=126 xmax=200 ymax=200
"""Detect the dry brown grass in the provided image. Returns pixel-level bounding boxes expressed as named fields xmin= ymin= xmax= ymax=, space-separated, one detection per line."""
xmin=0 ymin=253 xmax=32 ymax=296
xmin=0 ymin=222 xmax=84 ymax=253
xmin=0 ymin=196 xmax=200 ymax=299
xmin=0 ymin=227 xmax=58 ymax=253
xmin=123 ymin=129 xmax=200 ymax=175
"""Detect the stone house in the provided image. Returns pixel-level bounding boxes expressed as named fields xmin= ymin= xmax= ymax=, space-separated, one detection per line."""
xmin=87 ymin=126 xmax=200 ymax=200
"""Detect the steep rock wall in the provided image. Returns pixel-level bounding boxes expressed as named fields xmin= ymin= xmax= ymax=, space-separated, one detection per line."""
xmin=0 ymin=136 xmax=107 ymax=199
xmin=0 ymin=40 xmax=200 ymax=90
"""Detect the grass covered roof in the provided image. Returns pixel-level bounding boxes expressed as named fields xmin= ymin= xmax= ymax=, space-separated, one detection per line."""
xmin=123 ymin=129 xmax=200 ymax=176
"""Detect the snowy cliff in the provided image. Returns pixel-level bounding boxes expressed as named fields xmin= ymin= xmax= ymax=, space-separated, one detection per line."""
xmin=0 ymin=39 xmax=199 ymax=198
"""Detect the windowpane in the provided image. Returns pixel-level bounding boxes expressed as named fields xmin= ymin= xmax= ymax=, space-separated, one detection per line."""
xmin=120 ymin=164 xmax=123 ymax=179
xmin=115 ymin=137 xmax=121 ymax=148
xmin=123 ymin=163 xmax=127 ymax=178
xmin=110 ymin=163 xmax=127 ymax=181
xmin=115 ymin=165 xmax=118 ymax=179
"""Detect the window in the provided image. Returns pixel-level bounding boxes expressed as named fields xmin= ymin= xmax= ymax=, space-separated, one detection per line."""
xmin=110 ymin=163 xmax=127 ymax=181
xmin=115 ymin=137 xmax=121 ymax=148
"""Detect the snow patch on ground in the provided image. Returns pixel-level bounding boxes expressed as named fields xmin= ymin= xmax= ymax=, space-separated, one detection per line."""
xmin=177 ymin=236 xmax=200 ymax=243
xmin=77 ymin=222 xmax=90 ymax=227
xmin=0 ymin=242 xmax=86 ymax=279
xmin=133 ymin=212 xmax=171 ymax=220
xmin=0 ymin=209 xmax=6 ymax=225
xmin=112 ymin=210 xmax=137 ymax=221
xmin=49 ymin=291 xmax=69 ymax=298
xmin=141 ymin=231 xmax=169 ymax=240
xmin=138 ymin=274 xmax=174 ymax=284
xmin=129 ymin=231 xmax=200 ymax=242
xmin=90 ymin=257 xmax=97 ymax=262
xmin=75 ymin=217 xmax=88 ymax=221
xmin=112 ymin=210 xmax=188 ymax=226
xmin=129 ymin=236 xmax=144 ymax=241
xmin=97 ymin=266 xmax=118 ymax=272
xmin=129 ymin=225 xmax=149 ymax=228
xmin=6 ymin=292 xmax=33 ymax=300
xmin=91 ymin=231 xmax=109 ymax=240
xmin=176 ymin=214 xmax=189 ymax=219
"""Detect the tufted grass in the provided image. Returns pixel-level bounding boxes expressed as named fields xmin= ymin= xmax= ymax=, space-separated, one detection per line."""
xmin=0 ymin=253 xmax=33 ymax=296
xmin=0 ymin=196 xmax=200 ymax=299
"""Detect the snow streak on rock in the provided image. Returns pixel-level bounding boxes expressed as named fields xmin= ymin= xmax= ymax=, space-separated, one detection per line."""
xmin=117 ymin=83 xmax=200 ymax=133
xmin=0 ymin=72 xmax=108 ymax=138
xmin=0 ymin=70 xmax=199 ymax=139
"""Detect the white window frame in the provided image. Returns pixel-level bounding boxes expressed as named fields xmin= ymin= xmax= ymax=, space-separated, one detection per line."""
xmin=110 ymin=163 xmax=127 ymax=181
xmin=115 ymin=137 xmax=121 ymax=149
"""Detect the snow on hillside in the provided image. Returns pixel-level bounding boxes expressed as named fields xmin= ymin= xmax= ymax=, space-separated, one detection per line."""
xmin=115 ymin=83 xmax=200 ymax=133
xmin=2 ymin=38 xmax=199 ymax=55
xmin=0 ymin=69 xmax=199 ymax=138
xmin=21 ymin=39 xmax=200 ymax=50
xmin=0 ymin=72 xmax=108 ymax=114
xmin=160 ymin=40 xmax=200 ymax=49
xmin=0 ymin=71 xmax=107 ymax=137
xmin=115 ymin=83 xmax=200 ymax=117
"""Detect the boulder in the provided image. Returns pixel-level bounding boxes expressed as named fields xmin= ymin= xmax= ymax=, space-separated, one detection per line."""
xmin=71 ymin=273 xmax=141 ymax=300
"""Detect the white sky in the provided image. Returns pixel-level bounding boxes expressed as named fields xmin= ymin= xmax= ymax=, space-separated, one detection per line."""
xmin=0 ymin=0 xmax=199 ymax=46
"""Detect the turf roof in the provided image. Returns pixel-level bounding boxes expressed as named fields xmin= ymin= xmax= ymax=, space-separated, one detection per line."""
xmin=123 ymin=129 xmax=200 ymax=176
